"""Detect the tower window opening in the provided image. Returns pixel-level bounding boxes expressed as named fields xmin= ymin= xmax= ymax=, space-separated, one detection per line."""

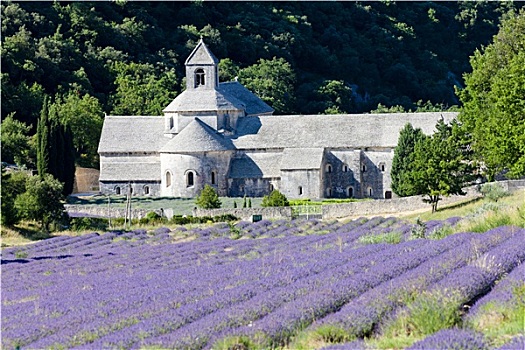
xmin=326 ymin=164 xmax=332 ymax=173
xmin=362 ymin=164 xmax=367 ymax=172
xmin=195 ymin=68 xmax=205 ymax=87
xmin=299 ymin=186 xmax=303 ymax=195
xmin=347 ymin=187 xmax=353 ymax=198
xmin=166 ymin=171 xmax=172 ymax=187
xmin=115 ymin=186 xmax=121 ymax=195
xmin=187 ymin=171 xmax=194 ymax=187
xmin=211 ymin=171 xmax=216 ymax=185
xmin=343 ymin=164 xmax=348 ymax=172
xmin=380 ymin=163 xmax=385 ymax=172
xmin=368 ymin=187 xmax=373 ymax=197
xmin=144 ymin=186 xmax=150 ymax=195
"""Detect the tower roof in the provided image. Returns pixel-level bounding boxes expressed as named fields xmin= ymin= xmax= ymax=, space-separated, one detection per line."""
xmin=185 ymin=38 xmax=219 ymax=66
xmin=160 ymin=118 xmax=234 ymax=153
xmin=163 ymin=88 xmax=245 ymax=113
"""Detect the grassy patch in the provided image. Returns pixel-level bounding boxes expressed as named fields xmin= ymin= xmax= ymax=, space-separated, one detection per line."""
xmin=378 ymin=290 xmax=462 ymax=347
xmin=469 ymin=284 xmax=525 ymax=348
xmin=358 ymin=231 xmax=402 ymax=245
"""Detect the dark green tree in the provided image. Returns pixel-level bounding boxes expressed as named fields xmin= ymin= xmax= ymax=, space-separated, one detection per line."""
xmin=261 ymin=190 xmax=289 ymax=207
xmin=36 ymin=98 xmax=76 ymax=195
xmin=195 ymin=184 xmax=222 ymax=209
xmin=14 ymin=173 xmax=65 ymax=231
xmin=0 ymin=167 xmax=28 ymax=226
xmin=109 ymin=61 xmax=178 ymax=116
xmin=410 ymin=119 xmax=475 ymax=212
xmin=54 ymin=91 xmax=104 ymax=168
xmin=458 ymin=9 xmax=525 ymax=179
xmin=36 ymin=96 xmax=50 ymax=178
xmin=1 ymin=112 xmax=31 ymax=166
xmin=391 ymin=123 xmax=427 ymax=197
xmin=238 ymin=57 xmax=296 ymax=114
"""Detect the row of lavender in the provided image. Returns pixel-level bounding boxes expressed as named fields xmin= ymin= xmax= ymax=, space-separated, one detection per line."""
xmin=2 ymin=216 xmax=407 ymax=348
xmin=2 ymin=219 xmax=523 ymax=349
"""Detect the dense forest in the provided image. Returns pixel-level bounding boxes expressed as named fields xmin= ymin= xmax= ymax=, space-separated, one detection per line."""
xmin=1 ymin=1 xmax=523 ymax=169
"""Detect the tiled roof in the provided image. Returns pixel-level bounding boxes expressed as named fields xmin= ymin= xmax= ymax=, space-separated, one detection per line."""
xmin=99 ymin=161 xmax=160 ymax=181
xmin=98 ymin=116 xmax=168 ymax=153
xmin=218 ymin=82 xmax=274 ymax=116
xmin=229 ymin=152 xmax=281 ymax=178
xmin=163 ymin=89 xmax=246 ymax=113
xmin=231 ymin=112 xmax=458 ymax=150
xmin=280 ymin=148 xmax=324 ymax=170
xmin=160 ymin=118 xmax=234 ymax=153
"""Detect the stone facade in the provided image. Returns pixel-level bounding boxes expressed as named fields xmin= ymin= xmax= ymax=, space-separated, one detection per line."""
xmin=98 ymin=40 xmax=456 ymax=200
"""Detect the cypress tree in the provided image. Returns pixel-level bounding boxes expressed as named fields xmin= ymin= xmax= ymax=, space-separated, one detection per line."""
xmin=37 ymin=97 xmax=50 ymax=178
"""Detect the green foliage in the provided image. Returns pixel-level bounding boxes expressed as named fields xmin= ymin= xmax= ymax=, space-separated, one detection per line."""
xmin=53 ymin=91 xmax=104 ymax=168
xmin=410 ymin=217 xmax=427 ymax=239
xmin=396 ymin=119 xmax=475 ymax=212
xmin=239 ymin=57 xmax=296 ymax=114
xmin=36 ymin=100 xmax=76 ymax=196
xmin=69 ymin=217 xmax=108 ymax=231
xmin=195 ymin=184 xmax=222 ymax=209
xmin=261 ymin=190 xmax=289 ymax=207
xmin=384 ymin=291 xmax=462 ymax=338
xmin=1 ymin=113 xmax=32 ymax=167
xmin=1 ymin=168 xmax=29 ymax=226
xmin=479 ymin=183 xmax=510 ymax=202
xmin=358 ymin=231 xmax=402 ymax=245
xmin=14 ymin=173 xmax=65 ymax=231
xmin=391 ymin=123 xmax=427 ymax=197
xmin=109 ymin=61 xmax=178 ymax=116
xmin=458 ymin=9 xmax=525 ymax=179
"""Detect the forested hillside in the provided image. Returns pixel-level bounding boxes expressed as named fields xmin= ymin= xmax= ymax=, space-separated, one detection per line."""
xmin=1 ymin=1 xmax=522 ymax=169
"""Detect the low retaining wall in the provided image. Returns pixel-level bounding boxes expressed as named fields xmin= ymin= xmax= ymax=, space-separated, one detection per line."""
xmin=193 ymin=207 xmax=293 ymax=222
xmin=65 ymin=205 xmax=160 ymax=220
xmin=322 ymin=186 xmax=481 ymax=220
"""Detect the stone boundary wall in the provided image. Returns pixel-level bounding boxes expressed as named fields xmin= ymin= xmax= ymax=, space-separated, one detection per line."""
xmin=65 ymin=180 xmax=523 ymax=221
xmin=322 ymin=186 xmax=481 ymax=220
xmin=193 ymin=207 xmax=293 ymax=222
xmin=64 ymin=205 xmax=160 ymax=220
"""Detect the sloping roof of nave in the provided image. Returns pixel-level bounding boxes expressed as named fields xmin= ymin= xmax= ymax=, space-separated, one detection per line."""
xmin=230 ymin=112 xmax=458 ymax=149
xmin=98 ymin=112 xmax=458 ymax=154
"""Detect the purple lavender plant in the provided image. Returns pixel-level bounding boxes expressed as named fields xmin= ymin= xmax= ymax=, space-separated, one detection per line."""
xmin=406 ymin=328 xmax=488 ymax=350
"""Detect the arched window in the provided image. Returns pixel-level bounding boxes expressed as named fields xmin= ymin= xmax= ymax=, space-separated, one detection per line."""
xmin=165 ymin=171 xmax=172 ymax=187
xmin=379 ymin=162 xmax=386 ymax=172
xmin=362 ymin=164 xmax=367 ymax=172
xmin=115 ymin=186 xmax=121 ymax=195
xmin=211 ymin=171 xmax=216 ymax=185
xmin=326 ymin=164 xmax=332 ymax=173
xmin=343 ymin=164 xmax=349 ymax=172
xmin=368 ymin=187 xmax=373 ymax=197
xmin=195 ymin=68 xmax=205 ymax=87
xmin=187 ymin=171 xmax=194 ymax=187
xmin=298 ymin=186 xmax=303 ymax=195
xmin=347 ymin=187 xmax=354 ymax=198
xmin=144 ymin=186 xmax=150 ymax=195
xmin=269 ymin=184 xmax=274 ymax=192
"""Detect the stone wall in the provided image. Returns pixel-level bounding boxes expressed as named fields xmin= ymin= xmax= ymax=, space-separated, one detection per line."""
xmin=322 ymin=186 xmax=481 ymax=219
xmin=193 ymin=207 xmax=293 ymax=221
xmin=65 ymin=205 xmax=160 ymax=220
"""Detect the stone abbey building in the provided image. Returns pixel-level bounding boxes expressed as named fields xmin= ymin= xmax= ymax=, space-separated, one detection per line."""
xmin=98 ymin=40 xmax=456 ymax=200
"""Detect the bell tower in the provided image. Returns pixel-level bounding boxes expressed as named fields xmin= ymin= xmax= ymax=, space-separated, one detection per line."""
xmin=185 ymin=38 xmax=219 ymax=90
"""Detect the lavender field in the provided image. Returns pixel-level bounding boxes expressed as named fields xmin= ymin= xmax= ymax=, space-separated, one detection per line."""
xmin=1 ymin=217 xmax=524 ymax=349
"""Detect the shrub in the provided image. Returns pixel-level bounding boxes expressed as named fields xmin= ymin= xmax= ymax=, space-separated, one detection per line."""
xmin=196 ymin=185 xmax=221 ymax=209
xmin=479 ymin=183 xmax=509 ymax=202
xmin=70 ymin=217 xmax=108 ymax=231
xmin=261 ymin=190 xmax=289 ymax=207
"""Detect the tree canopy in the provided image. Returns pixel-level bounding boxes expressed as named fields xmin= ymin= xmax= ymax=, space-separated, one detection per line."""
xmin=196 ymin=185 xmax=222 ymax=210
xmin=1 ymin=1 xmax=522 ymax=172
xmin=458 ymin=9 xmax=525 ymax=179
